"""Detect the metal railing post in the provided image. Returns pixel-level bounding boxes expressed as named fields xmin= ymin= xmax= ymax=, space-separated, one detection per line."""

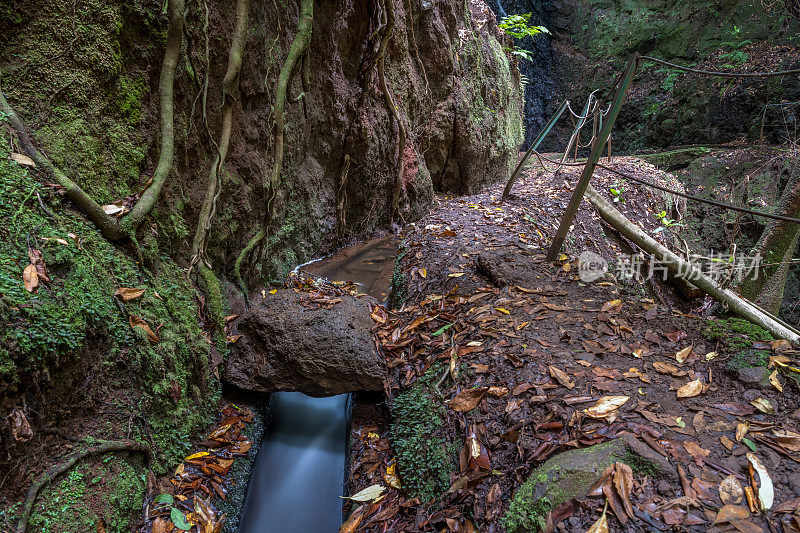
xmin=546 ymin=53 xmax=638 ymax=261
xmin=502 ymin=100 xmax=569 ymax=201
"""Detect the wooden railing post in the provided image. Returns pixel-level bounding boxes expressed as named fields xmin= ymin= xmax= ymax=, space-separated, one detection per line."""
xmin=545 ymin=54 xmax=638 ymax=261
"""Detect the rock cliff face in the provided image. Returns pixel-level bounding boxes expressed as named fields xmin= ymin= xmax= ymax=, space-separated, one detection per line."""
xmin=485 ymin=0 xmax=799 ymax=153
xmin=0 ymin=0 xmax=524 ymax=284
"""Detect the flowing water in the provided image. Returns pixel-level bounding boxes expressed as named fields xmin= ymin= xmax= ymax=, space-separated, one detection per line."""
xmin=238 ymin=393 xmax=349 ymax=532
xmin=238 ymin=235 xmax=398 ymax=533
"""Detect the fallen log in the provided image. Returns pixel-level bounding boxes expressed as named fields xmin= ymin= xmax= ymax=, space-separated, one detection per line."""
xmin=584 ymin=184 xmax=800 ymax=344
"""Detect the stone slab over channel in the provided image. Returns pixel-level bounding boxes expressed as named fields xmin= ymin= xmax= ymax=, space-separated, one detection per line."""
xmin=224 ymin=290 xmax=386 ymax=397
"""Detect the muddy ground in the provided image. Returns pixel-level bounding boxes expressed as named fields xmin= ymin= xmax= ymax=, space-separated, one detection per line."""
xmin=345 ymin=156 xmax=800 ymax=532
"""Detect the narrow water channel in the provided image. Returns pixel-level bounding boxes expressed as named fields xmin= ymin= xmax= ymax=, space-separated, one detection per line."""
xmin=238 ymin=235 xmax=398 ymax=533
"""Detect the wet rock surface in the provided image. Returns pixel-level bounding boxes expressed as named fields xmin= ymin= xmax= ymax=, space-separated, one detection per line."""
xmin=476 ymin=249 xmax=543 ymax=288
xmin=224 ymin=290 xmax=386 ymax=396
xmin=503 ymin=436 xmax=677 ymax=532
xmin=735 ymin=366 xmax=771 ymax=388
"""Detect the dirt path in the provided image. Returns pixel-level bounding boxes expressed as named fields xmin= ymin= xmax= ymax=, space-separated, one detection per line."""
xmin=345 ymin=159 xmax=800 ymax=532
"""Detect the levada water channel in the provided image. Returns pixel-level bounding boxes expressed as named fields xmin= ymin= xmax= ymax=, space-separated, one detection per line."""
xmin=237 ymin=235 xmax=398 ymax=532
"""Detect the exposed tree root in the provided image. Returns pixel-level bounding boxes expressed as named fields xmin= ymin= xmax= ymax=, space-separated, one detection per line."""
xmin=124 ymin=0 xmax=185 ymax=230
xmin=376 ymin=0 xmax=408 ymax=222
xmin=0 ymin=0 xmax=185 ymax=242
xmin=15 ymin=440 xmax=152 ymax=533
xmin=268 ymin=0 xmax=314 ymax=194
xmin=191 ymin=0 xmax=250 ymax=266
xmin=0 ymin=85 xmax=126 ymax=242
xmin=336 ymin=154 xmax=352 ymax=238
xmin=190 ymin=0 xmax=251 ymax=326
xmin=233 ymin=226 xmax=265 ymax=303
xmin=233 ymin=0 xmax=314 ymax=295
xmin=404 ymin=0 xmax=430 ymax=99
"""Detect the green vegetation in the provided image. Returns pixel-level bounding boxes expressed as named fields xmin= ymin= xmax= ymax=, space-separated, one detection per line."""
xmin=503 ymin=439 xmax=668 ymax=532
xmin=654 ymin=210 xmax=684 ymax=234
xmin=27 ymin=454 xmax=146 ymax=533
xmin=0 ymin=0 xmax=155 ymax=205
xmin=728 ymin=348 xmax=771 ymax=370
xmin=390 ymin=366 xmax=458 ymax=502
xmin=656 ymin=66 xmax=683 ymax=93
xmin=498 ymin=13 xmax=548 ymax=62
xmin=702 ymin=317 xmax=774 ymax=352
xmin=719 ymin=25 xmax=752 ymax=66
xmin=0 ymin=136 xmax=217 ymax=471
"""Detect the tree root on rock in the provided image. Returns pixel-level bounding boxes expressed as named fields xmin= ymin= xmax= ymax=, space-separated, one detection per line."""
xmin=189 ymin=0 xmax=251 ymax=323
xmin=0 ymin=85 xmax=127 ymax=241
xmin=15 ymin=440 xmax=152 ymax=533
xmin=0 ymin=0 xmax=185 ymax=242
xmin=233 ymin=0 xmax=314 ymax=297
xmin=336 ymin=154 xmax=352 ymax=239
xmin=376 ymin=0 xmax=409 ymax=223
xmin=124 ymin=0 xmax=185 ymax=231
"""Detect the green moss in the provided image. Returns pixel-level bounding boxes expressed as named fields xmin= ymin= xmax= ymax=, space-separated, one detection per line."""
xmin=728 ymin=349 xmax=771 ymax=370
xmin=616 ymin=448 xmax=662 ymax=478
xmin=28 ymin=452 xmax=146 ymax=533
xmin=0 ymin=0 xmax=152 ymax=205
xmin=701 ymin=317 xmax=774 ymax=352
xmin=0 ymin=137 xmax=217 ymax=513
xmin=503 ymin=488 xmax=552 ymax=533
xmin=115 ymin=73 xmax=148 ymax=124
xmin=198 ymin=263 xmax=228 ymax=336
xmin=390 ymin=365 xmax=457 ymax=502
xmin=640 ymin=147 xmax=713 ymax=169
xmin=503 ymin=439 xmax=669 ymax=532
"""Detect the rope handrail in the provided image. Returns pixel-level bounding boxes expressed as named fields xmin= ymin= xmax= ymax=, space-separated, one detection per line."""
xmin=529 ymin=150 xmax=800 ymax=224
xmin=639 ymin=55 xmax=800 ymax=78
xmin=566 ymin=100 xmax=596 ymax=121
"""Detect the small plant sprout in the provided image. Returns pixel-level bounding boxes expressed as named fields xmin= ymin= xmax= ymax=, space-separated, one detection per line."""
xmin=609 ymin=184 xmax=625 ymax=203
xmin=654 ymin=210 xmax=684 ymax=233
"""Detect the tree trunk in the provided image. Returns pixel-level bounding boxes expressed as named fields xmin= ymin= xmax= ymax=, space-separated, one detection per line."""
xmin=584 ymin=184 xmax=800 ymax=343
xmin=738 ymin=158 xmax=800 ymax=312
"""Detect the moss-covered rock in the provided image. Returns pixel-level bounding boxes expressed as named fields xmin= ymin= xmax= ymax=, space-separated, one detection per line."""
xmin=0 ymin=135 xmax=217 ymax=530
xmin=28 ymin=452 xmax=146 ymax=533
xmin=503 ymin=437 xmax=675 ymax=533
xmin=702 ymin=317 xmax=774 ymax=352
xmin=0 ymin=0 xmax=159 ymax=205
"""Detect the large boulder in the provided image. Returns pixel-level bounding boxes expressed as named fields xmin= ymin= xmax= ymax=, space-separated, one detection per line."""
xmin=224 ymin=290 xmax=386 ymax=396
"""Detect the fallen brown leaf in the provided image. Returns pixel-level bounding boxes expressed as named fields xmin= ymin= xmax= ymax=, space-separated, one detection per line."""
xmin=8 ymin=408 xmax=34 ymax=442
xmin=115 ymin=287 xmax=146 ymax=300
xmin=450 ymin=387 xmax=489 ymax=412
xmin=584 ymin=396 xmax=629 ymax=420
xmin=719 ymin=475 xmax=744 ymax=506
xmin=549 ymin=365 xmax=575 ymax=389
xmin=677 ymin=379 xmax=703 ymax=398
xmin=712 ymin=504 xmax=750 ymax=525
xmin=23 ymin=264 xmax=38 ymax=292
xmin=130 ymin=316 xmax=160 ymax=343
